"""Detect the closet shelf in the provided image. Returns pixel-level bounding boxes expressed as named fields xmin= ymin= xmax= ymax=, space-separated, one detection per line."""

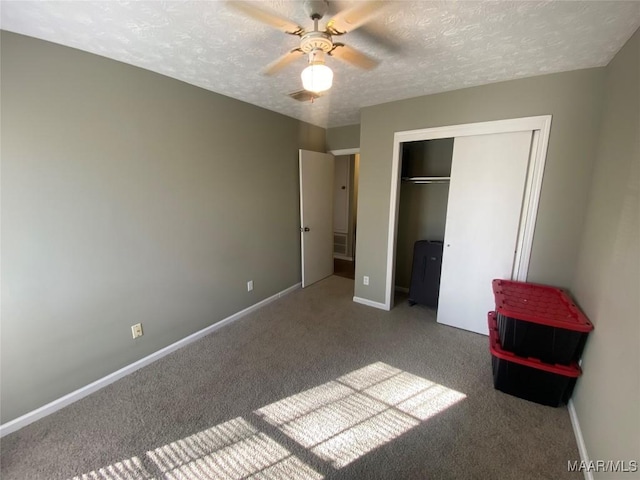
xmin=402 ymin=176 xmax=451 ymax=184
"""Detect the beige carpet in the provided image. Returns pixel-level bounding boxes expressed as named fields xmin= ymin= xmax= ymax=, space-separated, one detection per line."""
xmin=0 ymin=275 xmax=581 ymax=479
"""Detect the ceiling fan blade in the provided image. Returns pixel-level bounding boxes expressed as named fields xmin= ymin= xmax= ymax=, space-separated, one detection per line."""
xmin=227 ymin=1 xmax=304 ymax=35
xmin=329 ymin=43 xmax=378 ymax=70
xmin=351 ymin=23 xmax=402 ymax=53
xmin=264 ymin=48 xmax=305 ymax=75
xmin=325 ymin=1 xmax=387 ymax=35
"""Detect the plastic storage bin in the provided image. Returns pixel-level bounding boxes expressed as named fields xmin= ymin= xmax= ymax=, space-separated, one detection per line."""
xmin=492 ymin=279 xmax=593 ymax=365
xmin=488 ymin=312 xmax=581 ymax=407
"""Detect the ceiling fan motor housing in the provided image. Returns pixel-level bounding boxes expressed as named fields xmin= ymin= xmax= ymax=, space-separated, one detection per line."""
xmin=301 ymin=31 xmax=333 ymax=54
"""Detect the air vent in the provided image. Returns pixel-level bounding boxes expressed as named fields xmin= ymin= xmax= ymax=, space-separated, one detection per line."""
xmin=334 ymin=233 xmax=348 ymax=255
xmin=288 ymin=90 xmax=321 ymax=102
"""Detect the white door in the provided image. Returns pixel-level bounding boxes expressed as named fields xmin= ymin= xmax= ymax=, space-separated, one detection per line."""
xmin=300 ymin=149 xmax=335 ymax=288
xmin=437 ymin=131 xmax=533 ymax=334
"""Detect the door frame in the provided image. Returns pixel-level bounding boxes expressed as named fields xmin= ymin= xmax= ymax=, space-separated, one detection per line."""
xmin=330 ymin=149 xmax=360 ymax=155
xmin=385 ymin=115 xmax=552 ymax=310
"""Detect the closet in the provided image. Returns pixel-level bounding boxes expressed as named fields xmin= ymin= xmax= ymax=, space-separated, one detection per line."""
xmin=389 ymin=117 xmax=551 ymax=335
xmin=396 ymin=139 xmax=453 ymax=305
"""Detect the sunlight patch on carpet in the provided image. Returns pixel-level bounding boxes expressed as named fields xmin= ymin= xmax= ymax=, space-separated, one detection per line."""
xmin=70 ymin=456 xmax=154 ymax=480
xmin=146 ymin=417 xmax=322 ymax=480
xmin=68 ymin=362 xmax=463 ymax=478
xmin=255 ymin=362 xmax=466 ymax=468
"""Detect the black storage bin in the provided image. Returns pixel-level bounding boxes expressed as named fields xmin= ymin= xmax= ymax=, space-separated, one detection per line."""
xmin=488 ymin=312 xmax=581 ymax=407
xmin=492 ymin=279 xmax=593 ymax=365
xmin=408 ymin=240 xmax=443 ymax=308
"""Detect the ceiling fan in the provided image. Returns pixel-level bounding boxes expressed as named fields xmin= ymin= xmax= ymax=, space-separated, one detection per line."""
xmin=228 ymin=0 xmax=388 ymax=94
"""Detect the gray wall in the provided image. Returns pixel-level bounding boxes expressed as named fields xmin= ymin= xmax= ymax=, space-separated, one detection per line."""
xmin=570 ymin=28 xmax=639 ymax=470
xmin=395 ymin=139 xmax=453 ymax=289
xmin=355 ymin=68 xmax=605 ymax=303
xmin=0 ymin=32 xmax=325 ymax=424
xmin=327 ymin=124 xmax=360 ymax=151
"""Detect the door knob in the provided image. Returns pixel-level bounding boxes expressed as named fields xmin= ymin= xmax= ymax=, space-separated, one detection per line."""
xmin=301 ymin=227 xmax=310 ymax=232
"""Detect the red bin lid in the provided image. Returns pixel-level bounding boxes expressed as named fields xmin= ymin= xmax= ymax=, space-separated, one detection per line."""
xmin=488 ymin=311 xmax=582 ymax=377
xmin=492 ymin=279 xmax=593 ymax=332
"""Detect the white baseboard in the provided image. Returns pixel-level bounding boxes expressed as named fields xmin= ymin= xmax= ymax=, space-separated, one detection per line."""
xmin=353 ymin=296 xmax=389 ymax=311
xmin=333 ymin=255 xmax=354 ymax=261
xmin=0 ymin=283 xmax=301 ymax=438
xmin=568 ymin=400 xmax=593 ymax=480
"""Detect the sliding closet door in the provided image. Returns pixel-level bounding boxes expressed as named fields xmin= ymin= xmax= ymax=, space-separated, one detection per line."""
xmin=437 ymin=131 xmax=533 ymax=334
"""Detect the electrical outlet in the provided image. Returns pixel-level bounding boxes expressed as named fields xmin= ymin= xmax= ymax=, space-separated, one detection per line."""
xmin=247 ymin=280 xmax=253 ymax=292
xmin=131 ymin=323 xmax=143 ymax=339
xmin=363 ymin=276 xmax=369 ymax=286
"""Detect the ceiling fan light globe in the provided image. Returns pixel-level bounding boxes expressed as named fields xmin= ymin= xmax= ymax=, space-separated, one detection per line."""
xmin=301 ymin=64 xmax=333 ymax=93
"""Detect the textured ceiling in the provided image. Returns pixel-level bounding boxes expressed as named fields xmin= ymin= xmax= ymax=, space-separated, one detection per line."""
xmin=2 ymin=1 xmax=639 ymax=128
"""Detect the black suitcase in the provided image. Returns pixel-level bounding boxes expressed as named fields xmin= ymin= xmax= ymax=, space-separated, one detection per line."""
xmin=408 ymin=240 xmax=444 ymax=307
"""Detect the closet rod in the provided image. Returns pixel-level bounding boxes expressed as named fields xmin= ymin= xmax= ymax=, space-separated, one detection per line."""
xmin=401 ymin=176 xmax=451 ymax=184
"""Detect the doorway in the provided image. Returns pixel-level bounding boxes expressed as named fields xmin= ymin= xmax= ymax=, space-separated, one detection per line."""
xmin=331 ymin=149 xmax=360 ymax=281
xmin=298 ymin=148 xmax=360 ymax=288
